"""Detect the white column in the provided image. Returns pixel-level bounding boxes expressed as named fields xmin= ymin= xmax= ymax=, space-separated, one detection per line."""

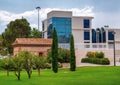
xmin=106 ymin=30 xmax=108 ymax=48
xmin=90 ymin=29 xmax=92 ymax=48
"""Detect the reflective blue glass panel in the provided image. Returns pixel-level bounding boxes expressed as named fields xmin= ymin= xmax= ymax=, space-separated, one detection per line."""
xmin=108 ymin=31 xmax=114 ymax=40
xmin=47 ymin=17 xmax=71 ymax=43
xmin=84 ymin=19 xmax=90 ymax=28
xmin=92 ymin=29 xmax=96 ymax=43
xmin=84 ymin=31 xmax=90 ymax=40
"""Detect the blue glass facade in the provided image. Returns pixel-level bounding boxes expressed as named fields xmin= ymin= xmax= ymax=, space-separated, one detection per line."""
xmin=84 ymin=31 xmax=90 ymax=40
xmin=47 ymin=17 xmax=71 ymax=43
xmin=91 ymin=28 xmax=106 ymax=43
xmin=101 ymin=29 xmax=106 ymax=43
xmin=84 ymin=19 xmax=90 ymax=28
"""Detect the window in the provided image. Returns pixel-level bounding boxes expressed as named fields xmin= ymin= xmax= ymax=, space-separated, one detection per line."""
xmin=39 ymin=52 xmax=43 ymax=56
xmin=108 ymin=31 xmax=114 ymax=40
xmin=84 ymin=31 xmax=90 ymax=40
xmin=84 ymin=19 xmax=90 ymax=28
xmin=92 ymin=29 xmax=96 ymax=43
xmin=47 ymin=17 xmax=72 ymax=43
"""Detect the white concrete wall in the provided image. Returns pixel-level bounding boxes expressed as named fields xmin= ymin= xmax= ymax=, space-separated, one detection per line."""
xmin=42 ymin=19 xmax=48 ymax=39
xmin=72 ymin=17 xmax=83 ymax=29
xmin=75 ymin=49 xmax=115 ymax=66
xmin=72 ymin=17 xmax=93 ymax=30
xmin=72 ymin=29 xmax=84 ymax=43
xmin=114 ymin=29 xmax=120 ymax=42
xmin=47 ymin=11 xmax=72 ymax=19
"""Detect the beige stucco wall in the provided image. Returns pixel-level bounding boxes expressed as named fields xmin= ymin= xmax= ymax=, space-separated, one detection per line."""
xmin=13 ymin=45 xmax=51 ymax=56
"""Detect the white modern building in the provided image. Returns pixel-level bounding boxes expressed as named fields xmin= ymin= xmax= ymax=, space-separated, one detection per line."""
xmin=42 ymin=11 xmax=120 ymax=66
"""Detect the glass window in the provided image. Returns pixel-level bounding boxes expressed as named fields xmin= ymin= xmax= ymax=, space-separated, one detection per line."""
xmin=84 ymin=19 xmax=90 ymax=28
xmin=101 ymin=29 xmax=106 ymax=43
xmin=108 ymin=31 xmax=114 ymax=40
xmin=92 ymin=29 xmax=96 ymax=43
xmin=84 ymin=31 xmax=90 ymax=40
xmin=47 ymin=17 xmax=72 ymax=43
xmin=47 ymin=18 xmax=52 ymax=38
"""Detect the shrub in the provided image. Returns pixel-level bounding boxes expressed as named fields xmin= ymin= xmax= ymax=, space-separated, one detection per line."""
xmin=92 ymin=58 xmax=100 ymax=64
xmin=81 ymin=58 xmax=110 ymax=65
xmin=86 ymin=52 xmax=95 ymax=58
xmin=47 ymin=49 xmax=70 ymax=63
xmin=81 ymin=58 xmax=90 ymax=63
xmin=95 ymin=52 xmax=104 ymax=58
xmin=101 ymin=58 xmax=110 ymax=65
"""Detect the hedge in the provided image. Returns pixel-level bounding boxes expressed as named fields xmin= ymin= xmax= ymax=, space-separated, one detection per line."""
xmin=81 ymin=58 xmax=110 ymax=65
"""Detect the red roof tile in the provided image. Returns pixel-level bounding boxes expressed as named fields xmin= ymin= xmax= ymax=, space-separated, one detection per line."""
xmin=13 ymin=38 xmax=52 ymax=46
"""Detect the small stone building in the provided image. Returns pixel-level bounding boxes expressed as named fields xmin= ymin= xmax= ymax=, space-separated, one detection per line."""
xmin=13 ymin=38 xmax=52 ymax=56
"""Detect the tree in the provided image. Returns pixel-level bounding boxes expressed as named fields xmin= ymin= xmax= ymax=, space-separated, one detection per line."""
xmin=2 ymin=18 xmax=31 ymax=54
xmin=30 ymin=28 xmax=42 ymax=38
xmin=1 ymin=58 xmax=13 ymax=76
xmin=33 ymin=55 xmax=47 ymax=76
xmin=70 ymin=34 xmax=76 ymax=71
xmin=52 ymin=27 xmax=58 ymax=73
xmin=20 ymin=51 xmax=34 ymax=79
xmin=12 ymin=54 xmax=23 ymax=80
xmin=0 ymin=34 xmax=3 ymax=53
xmin=47 ymin=49 xmax=70 ymax=63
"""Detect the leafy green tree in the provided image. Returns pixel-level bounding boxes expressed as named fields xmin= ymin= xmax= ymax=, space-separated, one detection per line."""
xmin=47 ymin=49 xmax=70 ymax=63
xmin=33 ymin=55 xmax=47 ymax=76
xmin=12 ymin=54 xmax=23 ymax=80
xmin=20 ymin=51 xmax=34 ymax=79
xmin=52 ymin=28 xmax=58 ymax=73
xmin=2 ymin=18 xmax=31 ymax=54
xmin=1 ymin=58 xmax=13 ymax=76
xmin=30 ymin=28 xmax=42 ymax=38
xmin=58 ymin=49 xmax=70 ymax=63
xmin=0 ymin=34 xmax=3 ymax=53
xmin=70 ymin=34 xmax=76 ymax=71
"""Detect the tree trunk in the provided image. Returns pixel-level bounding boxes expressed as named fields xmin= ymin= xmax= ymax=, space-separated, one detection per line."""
xmin=38 ymin=68 xmax=40 ymax=76
xmin=7 ymin=70 xmax=9 ymax=76
xmin=27 ymin=70 xmax=32 ymax=79
xmin=18 ymin=71 xmax=20 ymax=80
xmin=14 ymin=70 xmax=21 ymax=80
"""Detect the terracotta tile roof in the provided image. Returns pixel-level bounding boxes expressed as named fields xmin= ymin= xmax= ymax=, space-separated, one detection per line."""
xmin=13 ymin=38 xmax=52 ymax=46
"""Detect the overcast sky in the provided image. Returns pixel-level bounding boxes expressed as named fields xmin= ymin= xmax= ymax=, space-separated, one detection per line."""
xmin=0 ymin=0 xmax=120 ymax=33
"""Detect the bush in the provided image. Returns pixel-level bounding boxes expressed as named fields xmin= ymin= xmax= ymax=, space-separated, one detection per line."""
xmin=81 ymin=58 xmax=110 ymax=65
xmin=86 ymin=52 xmax=95 ymax=58
xmin=47 ymin=49 xmax=70 ymax=63
xmin=101 ymin=58 xmax=110 ymax=65
xmin=81 ymin=58 xmax=91 ymax=63
xmin=95 ymin=52 xmax=104 ymax=58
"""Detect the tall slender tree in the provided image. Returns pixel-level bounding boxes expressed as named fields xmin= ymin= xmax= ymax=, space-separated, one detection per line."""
xmin=70 ymin=34 xmax=76 ymax=71
xmin=52 ymin=27 xmax=58 ymax=73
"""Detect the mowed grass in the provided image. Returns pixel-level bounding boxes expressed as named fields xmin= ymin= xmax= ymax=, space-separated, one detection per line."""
xmin=0 ymin=66 xmax=120 ymax=85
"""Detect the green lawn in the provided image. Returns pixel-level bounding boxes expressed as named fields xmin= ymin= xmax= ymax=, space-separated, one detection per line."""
xmin=0 ymin=66 xmax=120 ymax=85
